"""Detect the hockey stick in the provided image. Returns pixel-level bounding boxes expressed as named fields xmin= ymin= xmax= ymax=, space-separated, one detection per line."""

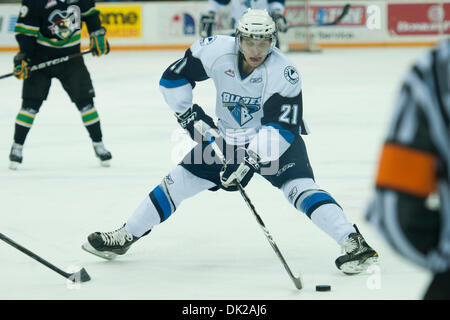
xmin=193 ymin=120 xmax=303 ymax=290
xmin=288 ymin=4 xmax=351 ymax=28
xmin=0 ymin=232 xmax=91 ymax=283
xmin=214 ymin=4 xmax=351 ymax=35
xmin=0 ymin=49 xmax=93 ymax=80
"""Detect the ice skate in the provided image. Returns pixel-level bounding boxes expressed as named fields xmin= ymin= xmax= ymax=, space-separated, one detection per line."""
xmin=92 ymin=141 xmax=112 ymax=167
xmin=82 ymin=225 xmax=144 ymax=260
xmin=9 ymin=143 xmax=23 ymax=170
xmin=335 ymin=225 xmax=379 ymax=274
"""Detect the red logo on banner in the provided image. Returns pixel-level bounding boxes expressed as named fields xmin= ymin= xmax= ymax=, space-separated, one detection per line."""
xmin=388 ymin=3 xmax=450 ymax=35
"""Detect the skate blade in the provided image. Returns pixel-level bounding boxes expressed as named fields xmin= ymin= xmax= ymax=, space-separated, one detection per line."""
xmin=81 ymin=242 xmax=117 ymax=260
xmin=99 ymin=160 xmax=111 ymax=167
xmin=9 ymin=162 xmax=20 ymax=170
xmin=340 ymin=256 xmax=379 ymax=275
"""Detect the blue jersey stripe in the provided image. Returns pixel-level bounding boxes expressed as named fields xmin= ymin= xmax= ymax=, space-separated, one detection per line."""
xmin=265 ymin=122 xmax=295 ymax=144
xmin=159 ymin=77 xmax=189 ymax=88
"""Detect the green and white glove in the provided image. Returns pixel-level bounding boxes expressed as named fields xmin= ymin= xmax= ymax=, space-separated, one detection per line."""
xmin=13 ymin=52 xmax=30 ymax=80
xmin=90 ymin=27 xmax=110 ymax=56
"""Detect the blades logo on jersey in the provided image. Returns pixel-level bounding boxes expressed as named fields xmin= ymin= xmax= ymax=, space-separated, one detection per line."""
xmin=222 ymin=92 xmax=261 ymax=126
xmin=284 ymin=66 xmax=299 ymax=85
xmin=200 ymin=36 xmax=217 ymax=46
xmin=48 ymin=5 xmax=81 ymax=40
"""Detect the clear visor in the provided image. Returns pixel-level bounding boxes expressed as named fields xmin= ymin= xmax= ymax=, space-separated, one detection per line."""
xmin=238 ymin=35 xmax=274 ymax=56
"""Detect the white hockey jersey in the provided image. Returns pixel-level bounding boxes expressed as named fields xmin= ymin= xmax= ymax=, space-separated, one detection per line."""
xmin=208 ymin=0 xmax=284 ymax=28
xmin=160 ymin=35 xmax=308 ymax=162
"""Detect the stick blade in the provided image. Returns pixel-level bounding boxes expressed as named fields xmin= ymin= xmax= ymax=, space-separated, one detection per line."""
xmin=68 ymin=267 xmax=91 ymax=283
xmin=293 ymin=277 xmax=303 ymax=290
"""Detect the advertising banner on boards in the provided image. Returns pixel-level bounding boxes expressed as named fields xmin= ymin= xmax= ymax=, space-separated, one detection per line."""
xmin=388 ymin=3 xmax=450 ymax=36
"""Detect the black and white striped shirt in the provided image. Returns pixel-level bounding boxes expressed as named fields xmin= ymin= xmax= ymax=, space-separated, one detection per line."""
xmin=366 ymin=40 xmax=450 ymax=272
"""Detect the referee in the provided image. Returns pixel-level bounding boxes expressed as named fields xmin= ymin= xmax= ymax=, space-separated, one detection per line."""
xmin=366 ymin=40 xmax=450 ymax=299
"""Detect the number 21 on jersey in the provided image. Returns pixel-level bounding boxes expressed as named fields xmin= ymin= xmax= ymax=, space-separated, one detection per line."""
xmin=279 ymin=104 xmax=298 ymax=125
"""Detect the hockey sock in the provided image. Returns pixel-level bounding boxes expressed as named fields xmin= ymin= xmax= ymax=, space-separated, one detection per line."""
xmin=125 ymin=194 xmax=166 ymax=237
xmin=78 ymin=103 xmax=102 ymax=142
xmin=13 ymin=108 xmax=38 ymax=145
xmin=283 ymin=178 xmax=356 ymax=245
xmin=126 ymin=166 xmax=216 ymax=237
xmin=85 ymin=122 xmax=102 ymax=143
xmin=309 ymin=204 xmax=357 ymax=245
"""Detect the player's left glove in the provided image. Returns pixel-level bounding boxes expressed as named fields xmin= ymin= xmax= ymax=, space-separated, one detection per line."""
xmin=90 ymin=27 xmax=110 ymax=56
xmin=176 ymin=103 xmax=218 ymax=141
xmin=13 ymin=52 xmax=30 ymax=80
xmin=220 ymin=147 xmax=260 ymax=190
xmin=272 ymin=13 xmax=288 ymax=33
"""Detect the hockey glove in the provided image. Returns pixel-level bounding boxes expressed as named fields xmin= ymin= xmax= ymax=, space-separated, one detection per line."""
xmin=220 ymin=148 xmax=260 ymax=189
xmin=272 ymin=13 xmax=288 ymax=33
xmin=90 ymin=28 xmax=110 ymax=56
xmin=176 ymin=104 xmax=218 ymax=141
xmin=13 ymin=52 xmax=30 ymax=80
xmin=199 ymin=11 xmax=216 ymax=38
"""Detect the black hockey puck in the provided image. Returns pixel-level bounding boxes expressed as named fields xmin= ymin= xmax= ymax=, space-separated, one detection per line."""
xmin=315 ymin=285 xmax=331 ymax=292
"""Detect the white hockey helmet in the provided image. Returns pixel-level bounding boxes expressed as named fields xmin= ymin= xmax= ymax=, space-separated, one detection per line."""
xmin=236 ymin=9 xmax=277 ymax=55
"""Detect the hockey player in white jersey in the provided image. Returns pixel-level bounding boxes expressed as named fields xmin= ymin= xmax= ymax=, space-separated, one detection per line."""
xmin=199 ymin=0 xmax=288 ymax=38
xmin=82 ymin=10 xmax=378 ymax=275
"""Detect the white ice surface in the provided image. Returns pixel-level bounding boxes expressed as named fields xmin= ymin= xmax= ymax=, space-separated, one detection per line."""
xmin=0 ymin=47 xmax=433 ymax=300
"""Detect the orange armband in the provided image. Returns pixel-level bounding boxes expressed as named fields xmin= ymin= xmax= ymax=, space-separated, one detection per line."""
xmin=375 ymin=143 xmax=437 ymax=197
